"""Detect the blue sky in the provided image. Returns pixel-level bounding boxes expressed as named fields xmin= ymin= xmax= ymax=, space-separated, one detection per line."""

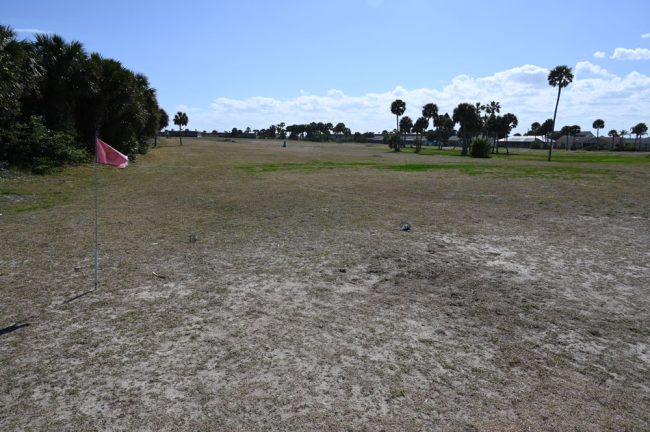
xmin=4 ymin=0 xmax=650 ymax=134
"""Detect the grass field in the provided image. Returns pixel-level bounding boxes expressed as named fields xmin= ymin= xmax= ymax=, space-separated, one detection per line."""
xmin=1 ymin=138 xmax=649 ymax=430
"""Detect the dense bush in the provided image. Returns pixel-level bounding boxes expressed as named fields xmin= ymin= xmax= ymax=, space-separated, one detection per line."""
xmin=469 ymin=138 xmax=491 ymax=158
xmin=0 ymin=116 xmax=90 ymax=173
xmin=530 ymin=141 xmax=542 ymax=149
xmin=584 ymin=143 xmax=607 ymax=151
xmin=0 ymin=25 xmax=161 ymax=172
xmin=387 ymin=134 xmax=403 ymax=152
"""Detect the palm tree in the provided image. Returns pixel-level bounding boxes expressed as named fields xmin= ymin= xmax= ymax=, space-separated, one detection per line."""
xmin=32 ymin=34 xmax=88 ymax=132
xmin=390 ymin=99 xmax=406 ymax=134
xmin=631 ymin=122 xmax=648 ymax=150
xmin=155 ymin=108 xmax=169 ymax=147
xmin=540 ymin=118 xmax=554 ymax=148
xmin=547 ymin=65 xmax=574 ymax=161
xmin=592 ymin=119 xmax=605 ymax=145
xmin=559 ymin=125 xmax=571 ymax=150
xmin=399 ymin=116 xmax=413 ymax=148
xmin=475 ymin=101 xmax=486 ymax=136
xmin=607 ymin=129 xmax=618 ymax=150
xmin=413 ymin=116 xmax=429 ymax=152
xmin=486 ymin=101 xmax=501 ymax=117
xmin=619 ymin=129 xmax=628 ymax=149
xmin=453 ymin=103 xmax=481 ymax=156
xmin=530 ymin=122 xmax=541 ymax=135
xmin=500 ymin=113 xmax=518 ymax=155
xmin=0 ymin=26 xmax=34 ymax=129
xmin=434 ymin=113 xmax=454 ymax=150
xmin=422 ymin=103 xmax=438 ymax=132
xmin=173 ymin=111 xmax=188 ymax=145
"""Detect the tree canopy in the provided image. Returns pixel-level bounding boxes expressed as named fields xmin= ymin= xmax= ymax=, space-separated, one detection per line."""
xmin=0 ymin=25 xmax=162 ymax=171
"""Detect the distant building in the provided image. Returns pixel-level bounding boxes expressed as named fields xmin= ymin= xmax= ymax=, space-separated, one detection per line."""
xmin=497 ymin=136 xmax=555 ymax=148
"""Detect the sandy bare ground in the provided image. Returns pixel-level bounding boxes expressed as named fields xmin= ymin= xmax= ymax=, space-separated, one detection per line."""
xmin=1 ymin=139 xmax=649 ymax=430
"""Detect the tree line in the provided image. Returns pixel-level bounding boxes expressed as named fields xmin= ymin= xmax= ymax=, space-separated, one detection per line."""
xmin=388 ymin=65 xmax=648 ymax=159
xmin=389 ymin=98 xmax=519 ymax=157
xmin=0 ymin=26 xmax=167 ymax=172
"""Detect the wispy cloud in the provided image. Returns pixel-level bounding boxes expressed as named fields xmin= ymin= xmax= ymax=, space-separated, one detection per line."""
xmin=611 ymin=47 xmax=650 ymax=60
xmin=642 ymin=33 xmax=650 ymax=39
xmin=593 ymin=51 xmax=606 ymax=59
xmin=183 ymin=62 xmax=650 ymax=134
xmin=14 ymin=28 xmax=48 ymax=34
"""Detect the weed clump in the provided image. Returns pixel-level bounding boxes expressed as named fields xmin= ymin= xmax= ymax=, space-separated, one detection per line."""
xmin=470 ymin=138 xmax=491 ymax=158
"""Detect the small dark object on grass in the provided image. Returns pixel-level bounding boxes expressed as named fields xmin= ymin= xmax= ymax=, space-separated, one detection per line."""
xmin=400 ymin=223 xmax=411 ymax=231
xmin=190 ymin=233 xmax=197 ymax=243
xmin=339 ymin=268 xmax=347 ymax=273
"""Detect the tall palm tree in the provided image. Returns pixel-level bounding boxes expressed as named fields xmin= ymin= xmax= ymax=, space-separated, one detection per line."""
xmin=32 ymin=34 xmax=88 ymax=132
xmin=399 ymin=116 xmax=413 ymax=148
xmin=501 ymin=113 xmax=518 ymax=155
xmin=453 ymin=103 xmax=481 ymax=156
xmin=547 ymin=65 xmax=574 ymax=161
xmin=592 ymin=119 xmax=605 ymax=145
xmin=173 ymin=111 xmax=188 ymax=145
xmin=475 ymin=101 xmax=486 ymax=136
xmin=631 ymin=122 xmax=648 ymax=150
xmin=486 ymin=101 xmax=501 ymax=117
xmin=155 ymin=108 xmax=169 ymax=147
xmin=413 ymin=116 xmax=429 ymax=152
xmin=421 ymin=103 xmax=438 ymax=132
xmin=390 ymin=99 xmax=406 ymax=134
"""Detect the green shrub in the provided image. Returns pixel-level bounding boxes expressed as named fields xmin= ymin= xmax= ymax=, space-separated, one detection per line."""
xmin=469 ymin=138 xmax=491 ymax=158
xmin=530 ymin=141 xmax=542 ymax=150
xmin=0 ymin=116 xmax=90 ymax=172
xmin=387 ymin=134 xmax=403 ymax=152
xmin=584 ymin=143 xmax=607 ymax=151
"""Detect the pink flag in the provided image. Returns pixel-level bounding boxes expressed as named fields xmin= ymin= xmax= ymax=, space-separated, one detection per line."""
xmin=96 ymin=138 xmax=128 ymax=168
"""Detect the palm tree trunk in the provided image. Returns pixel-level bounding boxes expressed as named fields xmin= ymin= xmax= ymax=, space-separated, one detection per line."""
xmin=548 ymin=86 xmax=562 ymax=161
xmin=179 ymin=125 xmax=183 ymax=146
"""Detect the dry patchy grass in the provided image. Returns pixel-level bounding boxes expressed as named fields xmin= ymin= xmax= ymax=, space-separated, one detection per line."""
xmin=1 ymin=138 xmax=649 ymax=430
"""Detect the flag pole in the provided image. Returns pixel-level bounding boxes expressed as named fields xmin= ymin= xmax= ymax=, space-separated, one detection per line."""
xmin=94 ymin=133 xmax=99 ymax=290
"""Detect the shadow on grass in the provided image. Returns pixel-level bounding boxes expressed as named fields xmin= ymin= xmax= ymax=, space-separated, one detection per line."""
xmin=62 ymin=289 xmax=95 ymax=304
xmin=0 ymin=323 xmax=30 ymax=336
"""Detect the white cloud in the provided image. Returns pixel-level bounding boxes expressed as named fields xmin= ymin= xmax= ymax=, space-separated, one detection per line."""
xmin=14 ymin=28 xmax=48 ymax=34
xmin=642 ymin=33 xmax=650 ymax=39
xmin=575 ymin=61 xmax=614 ymax=78
xmin=611 ymin=47 xmax=650 ymax=60
xmin=593 ymin=51 xmax=606 ymax=58
xmin=183 ymin=62 xmax=650 ymax=134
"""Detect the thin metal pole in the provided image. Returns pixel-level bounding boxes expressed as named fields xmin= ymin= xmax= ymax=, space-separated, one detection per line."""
xmin=94 ymin=137 xmax=99 ymax=290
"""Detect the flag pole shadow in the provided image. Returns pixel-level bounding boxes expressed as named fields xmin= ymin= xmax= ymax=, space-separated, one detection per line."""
xmin=0 ymin=323 xmax=30 ymax=336
xmin=62 ymin=289 xmax=96 ymax=304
